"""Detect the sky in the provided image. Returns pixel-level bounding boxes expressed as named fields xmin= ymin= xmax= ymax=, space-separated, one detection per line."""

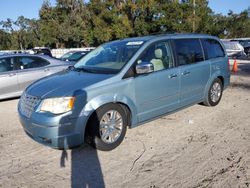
xmin=0 ymin=0 xmax=56 ymax=21
xmin=0 ymin=0 xmax=249 ymax=21
xmin=208 ymin=0 xmax=249 ymax=15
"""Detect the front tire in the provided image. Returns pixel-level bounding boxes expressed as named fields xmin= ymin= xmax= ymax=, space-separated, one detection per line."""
xmin=204 ymin=78 xmax=223 ymax=106
xmin=86 ymin=104 xmax=127 ymax=151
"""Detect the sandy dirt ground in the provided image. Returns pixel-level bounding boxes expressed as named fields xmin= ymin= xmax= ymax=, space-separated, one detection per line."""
xmin=0 ymin=59 xmax=249 ymax=188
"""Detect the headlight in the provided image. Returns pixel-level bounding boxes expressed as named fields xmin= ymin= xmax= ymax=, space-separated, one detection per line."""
xmin=40 ymin=97 xmax=75 ymax=114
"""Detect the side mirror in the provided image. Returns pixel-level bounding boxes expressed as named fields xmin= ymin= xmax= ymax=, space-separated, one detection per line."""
xmin=136 ymin=63 xmax=154 ymax=74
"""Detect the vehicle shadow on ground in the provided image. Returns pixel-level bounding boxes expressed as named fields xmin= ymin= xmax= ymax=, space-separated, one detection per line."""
xmin=0 ymin=96 xmax=19 ymax=102
xmin=59 ymin=89 xmax=105 ymax=188
xmin=230 ymin=82 xmax=250 ymax=90
xmin=237 ymin=62 xmax=250 ymax=75
xmin=60 ymin=146 xmax=105 ymax=188
xmin=230 ymin=61 xmax=250 ymax=91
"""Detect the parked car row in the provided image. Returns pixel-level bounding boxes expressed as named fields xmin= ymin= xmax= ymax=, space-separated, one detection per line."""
xmin=0 ymin=48 xmax=93 ymax=62
xmin=0 ymin=47 xmax=52 ymax=57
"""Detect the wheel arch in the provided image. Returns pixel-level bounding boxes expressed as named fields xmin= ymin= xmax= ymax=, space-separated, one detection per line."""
xmin=205 ymin=72 xmax=225 ymax=97
xmin=203 ymin=73 xmax=224 ymax=106
xmin=81 ymin=94 xmax=137 ymax=133
xmin=217 ymin=75 xmax=224 ymax=87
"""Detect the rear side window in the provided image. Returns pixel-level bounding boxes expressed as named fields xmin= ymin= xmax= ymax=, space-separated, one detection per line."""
xmin=18 ymin=57 xmax=50 ymax=69
xmin=174 ymin=39 xmax=204 ymax=66
xmin=203 ymin=39 xmax=225 ymax=59
xmin=0 ymin=57 xmax=14 ymax=73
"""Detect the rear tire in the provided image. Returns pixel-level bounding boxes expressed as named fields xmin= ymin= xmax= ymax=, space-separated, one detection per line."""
xmin=204 ymin=78 xmax=223 ymax=106
xmin=86 ymin=103 xmax=127 ymax=151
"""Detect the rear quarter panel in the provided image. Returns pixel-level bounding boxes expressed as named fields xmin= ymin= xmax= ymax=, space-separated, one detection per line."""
xmin=204 ymin=56 xmax=230 ymax=99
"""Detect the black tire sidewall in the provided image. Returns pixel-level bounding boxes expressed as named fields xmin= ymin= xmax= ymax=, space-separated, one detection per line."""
xmin=207 ymin=78 xmax=223 ymax=106
xmin=88 ymin=103 xmax=127 ymax=151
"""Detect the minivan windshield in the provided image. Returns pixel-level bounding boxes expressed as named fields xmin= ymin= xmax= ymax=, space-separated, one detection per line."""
xmin=74 ymin=40 xmax=144 ymax=74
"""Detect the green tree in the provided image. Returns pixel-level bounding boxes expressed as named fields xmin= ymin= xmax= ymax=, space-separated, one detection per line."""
xmin=0 ymin=16 xmax=38 ymax=50
xmin=226 ymin=9 xmax=250 ymax=38
xmin=1 ymin=0 xmax=250 ymax=50
xmin=0 ymin=30 xmax=11 ymax=50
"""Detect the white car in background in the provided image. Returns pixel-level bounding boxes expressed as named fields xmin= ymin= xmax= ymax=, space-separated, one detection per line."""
xmin=222 ymin=41 xmax=246 ymax=58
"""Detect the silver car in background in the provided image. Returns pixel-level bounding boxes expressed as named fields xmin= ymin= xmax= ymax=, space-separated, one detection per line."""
xmin=222 ymin=41 xmax=246 ymax=58
xmin=0 ymin=54 xmax=69 ymax=100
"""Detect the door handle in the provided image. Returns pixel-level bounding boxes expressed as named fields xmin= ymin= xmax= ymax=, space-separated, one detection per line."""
xmin=168 ymin=73 xmax=178 ymax=79
xmin=182 ymin=71 xmax=190 ymax=76
xmin=8 ymin=73 xmax=16 ymax=77
xmin=44 ymin=68 xmax=50 ymax=72
xmin=214 ymin=65 xmax=220 ymax=70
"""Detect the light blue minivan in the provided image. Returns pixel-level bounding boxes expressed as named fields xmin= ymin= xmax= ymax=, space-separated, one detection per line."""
xmin=18 ymin=34 xmax=230 ymax=151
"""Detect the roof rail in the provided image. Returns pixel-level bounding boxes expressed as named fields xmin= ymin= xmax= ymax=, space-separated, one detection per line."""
xmin=149 ymin=31 xmax=176 ymax=35
xmin=148 ymin=31 xmax=211 ymax=37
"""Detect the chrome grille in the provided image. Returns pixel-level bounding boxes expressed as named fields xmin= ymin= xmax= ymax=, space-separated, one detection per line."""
xmin=19 ymin=93 xmax=41 ymax=118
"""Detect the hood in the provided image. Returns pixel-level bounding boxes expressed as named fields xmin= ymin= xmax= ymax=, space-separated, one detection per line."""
xmin=26 ymin=70 xmax=114 ymax=98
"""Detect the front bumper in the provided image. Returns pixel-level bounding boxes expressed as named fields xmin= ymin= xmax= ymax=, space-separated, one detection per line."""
xmin=18 ymin=108 xmax=86 ymax=149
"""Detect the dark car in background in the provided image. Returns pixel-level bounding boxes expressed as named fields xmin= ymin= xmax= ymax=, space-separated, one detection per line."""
xmin=0 ymin=54 xmax=69 ymax=100
xmin=60 ymin=50 xmax=90 ymax=63
xmin=32 ymin=47 xmax=53 ymax=57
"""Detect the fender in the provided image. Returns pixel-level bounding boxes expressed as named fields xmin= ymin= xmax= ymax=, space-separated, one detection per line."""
xmin=79 ymin=93 xmax=138 ymax=127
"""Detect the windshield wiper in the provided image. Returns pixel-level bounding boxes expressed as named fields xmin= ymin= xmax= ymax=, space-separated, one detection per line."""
xmin=73 ymin=66 xmax=96 ymax=73
xmin=68 ymin=66 xmax=116 ymax=74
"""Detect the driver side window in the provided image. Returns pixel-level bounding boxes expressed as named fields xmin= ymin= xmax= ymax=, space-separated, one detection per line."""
xmin=137 ymin=41 xmax=174 ymax=72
